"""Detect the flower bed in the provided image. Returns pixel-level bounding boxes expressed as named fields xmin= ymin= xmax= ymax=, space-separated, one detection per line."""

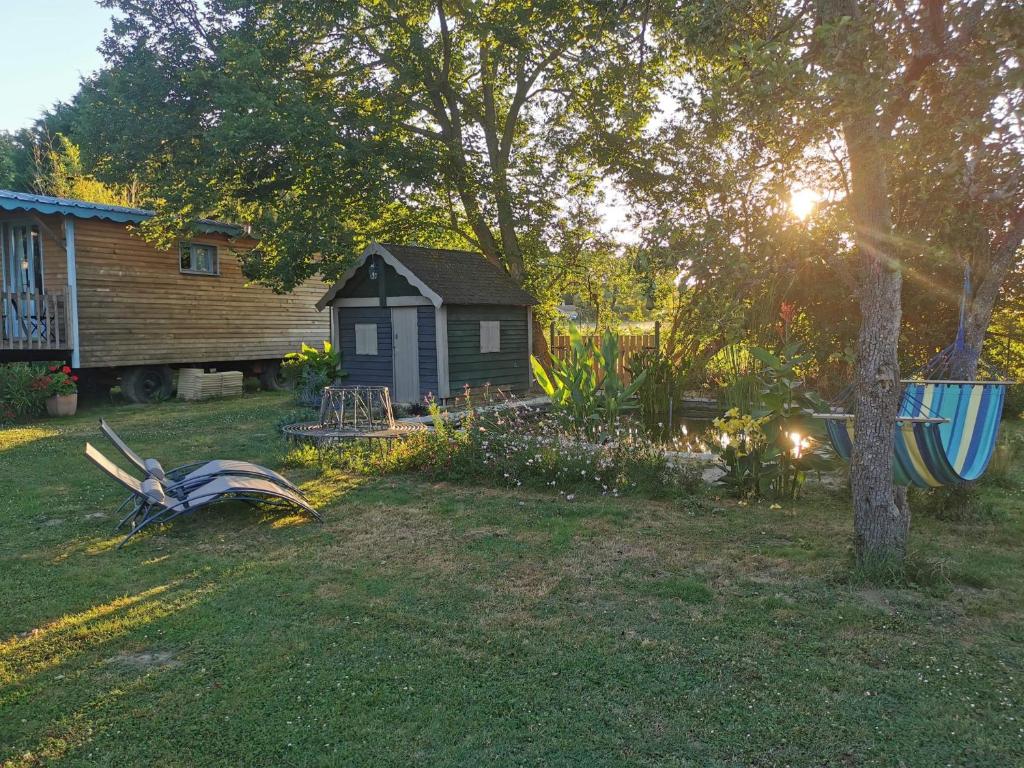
xmin=292 ymin=396 xmax=706 ymax=499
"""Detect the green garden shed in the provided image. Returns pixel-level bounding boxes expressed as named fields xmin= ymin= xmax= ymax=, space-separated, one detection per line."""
xmin=317 ymin=243 xmax=538 ymax=403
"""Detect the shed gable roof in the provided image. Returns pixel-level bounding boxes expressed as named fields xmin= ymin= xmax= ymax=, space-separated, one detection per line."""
xmin=0 ymin=189 xmax=243 ymax=236
xmin=317 ymin=242 xmax=537 ymax=309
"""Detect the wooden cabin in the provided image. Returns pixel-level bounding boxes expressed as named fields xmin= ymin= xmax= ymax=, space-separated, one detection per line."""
xmin=0 ymin=189 xmax=328 ymax=401
xmin=317 ymin=243 xmax=538 ymax=403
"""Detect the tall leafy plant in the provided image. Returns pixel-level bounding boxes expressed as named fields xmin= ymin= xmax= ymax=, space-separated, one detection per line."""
xmin=531 ymin=326 xmax=647 ymax=439
xmin=711 ymin=341 xmax=834 ymax=499
xmin=0 ymin=362 xmax=53 ymax=421
xmin=627 ymin=349 xmax=693 ymax=440
xmin=752 ymin=343 xmax=833 ymax=498
xmin=282 ymin=341 xmax=345 ymax=406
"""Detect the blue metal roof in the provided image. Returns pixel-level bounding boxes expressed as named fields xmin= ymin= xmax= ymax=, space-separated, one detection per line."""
xmin=0 ymin=189 xmax=243 ymax=236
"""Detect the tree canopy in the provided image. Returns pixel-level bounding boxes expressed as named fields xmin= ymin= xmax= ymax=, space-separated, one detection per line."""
xmin=71 ymin=0 xmax=666 ymax=320
xmin=614 ymin=0 xmax=1023 ymax=379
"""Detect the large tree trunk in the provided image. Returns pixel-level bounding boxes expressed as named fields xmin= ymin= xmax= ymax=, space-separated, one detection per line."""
xmin=819 ymin=0 xmax=908 ymax=564
xmin=844 ymin=118 xmax=908 ymax=564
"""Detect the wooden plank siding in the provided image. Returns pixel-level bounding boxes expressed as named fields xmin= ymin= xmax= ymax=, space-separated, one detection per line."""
xmin=68 ymin=218 xmax=328 ymax=368
xmin=334 ymin=305 xmax=440 ymax=399
xmin=447 ymin=305 xmax=530 ymax=393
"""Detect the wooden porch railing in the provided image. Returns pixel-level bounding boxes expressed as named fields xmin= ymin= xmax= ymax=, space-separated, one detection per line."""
xmin=0 ymin=290 xmax=70 ymax=352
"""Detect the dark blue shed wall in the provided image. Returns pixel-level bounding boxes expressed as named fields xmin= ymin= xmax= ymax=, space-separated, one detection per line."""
xmin=337 ymin=302 xmax=529 ymax=399
xmin=336 ymin=306 xmax=393 ymax=387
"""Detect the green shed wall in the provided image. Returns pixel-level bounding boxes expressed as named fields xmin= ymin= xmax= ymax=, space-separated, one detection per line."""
xmin=447 ymin=305 xmax=530 ymax=393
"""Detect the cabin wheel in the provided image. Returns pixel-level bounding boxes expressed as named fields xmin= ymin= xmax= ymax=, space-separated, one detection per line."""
xmin=121 ymin=366 xmax=174 ymax=404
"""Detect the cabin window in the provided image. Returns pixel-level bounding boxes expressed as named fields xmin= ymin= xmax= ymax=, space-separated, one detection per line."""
xmin=354 ymin=324 xmax=378 ymax=355
xmin=480 ymin=321 xmax=501 ymax=353
xmin=180 ymin=243 xmax=219 ymax=275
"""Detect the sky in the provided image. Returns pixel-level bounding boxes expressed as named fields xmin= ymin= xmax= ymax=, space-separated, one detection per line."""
xmin=0 ymin=1 xmax=115 ymax=133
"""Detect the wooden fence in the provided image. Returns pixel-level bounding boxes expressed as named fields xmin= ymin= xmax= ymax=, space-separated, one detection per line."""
xmin=0 ymin=290 xmax=70 ymax=352
xmin=549 ymin=323 xmax=660 ymax=385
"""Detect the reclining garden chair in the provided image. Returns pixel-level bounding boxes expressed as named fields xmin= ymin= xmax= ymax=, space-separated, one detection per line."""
xmin=86 ymin=443 xmax=322 ymax=547
xmin=99 ymin=418 xmax=304 ymax=495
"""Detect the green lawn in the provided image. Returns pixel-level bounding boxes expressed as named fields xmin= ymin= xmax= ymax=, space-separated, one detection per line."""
xmin=2 ymin=392 xmax=1023 ymax=766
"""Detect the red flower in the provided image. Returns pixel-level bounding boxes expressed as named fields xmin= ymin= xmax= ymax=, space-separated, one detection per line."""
xmin=72 ymin=375 xmax=79 ymax=382
xmin=61 ymin=365 xmax=72 ymax=374
xmin=49 ymin=366 xmax=58 ymax=373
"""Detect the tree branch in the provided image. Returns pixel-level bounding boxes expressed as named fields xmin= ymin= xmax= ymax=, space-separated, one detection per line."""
xmin=880 ymin=0 xmax=987 ymax=135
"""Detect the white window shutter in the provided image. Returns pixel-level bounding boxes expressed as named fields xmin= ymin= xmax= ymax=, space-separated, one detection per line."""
xmin=480 ymin=321 xmax=501 ymax=353
xmin=355 ymin=324 xmax=378 ymax=355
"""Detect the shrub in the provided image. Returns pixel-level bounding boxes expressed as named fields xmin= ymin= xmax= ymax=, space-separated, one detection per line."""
xmin=0 ymin=362 xmax=53 ymax=421
xmin=282 ymin=341 xmax=346 ymax=405
xmin=908 ymin=484 xmax=1001 ymax=522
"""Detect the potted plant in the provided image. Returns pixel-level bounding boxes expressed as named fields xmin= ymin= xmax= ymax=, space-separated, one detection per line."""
xmin=40 ymin=365 xmax=79 ymax=417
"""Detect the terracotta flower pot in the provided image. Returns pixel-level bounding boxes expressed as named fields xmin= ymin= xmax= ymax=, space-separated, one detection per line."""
xmin=45 ymin=393 xmax=78 ymax=417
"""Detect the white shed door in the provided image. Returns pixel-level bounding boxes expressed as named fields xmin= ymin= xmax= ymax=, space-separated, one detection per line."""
xmin=391 ymin=307 xmax=420 ymax=403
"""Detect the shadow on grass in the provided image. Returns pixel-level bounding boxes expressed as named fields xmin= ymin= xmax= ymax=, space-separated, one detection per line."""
xmin=4 ymin=673 xmax=160 ymax=767
xmin=0 ymin=576 xmax=222 ymax=694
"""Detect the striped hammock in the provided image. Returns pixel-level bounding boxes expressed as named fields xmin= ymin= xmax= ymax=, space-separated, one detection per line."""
xmin=821 ymin=382 xmax=1007 ymax=487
